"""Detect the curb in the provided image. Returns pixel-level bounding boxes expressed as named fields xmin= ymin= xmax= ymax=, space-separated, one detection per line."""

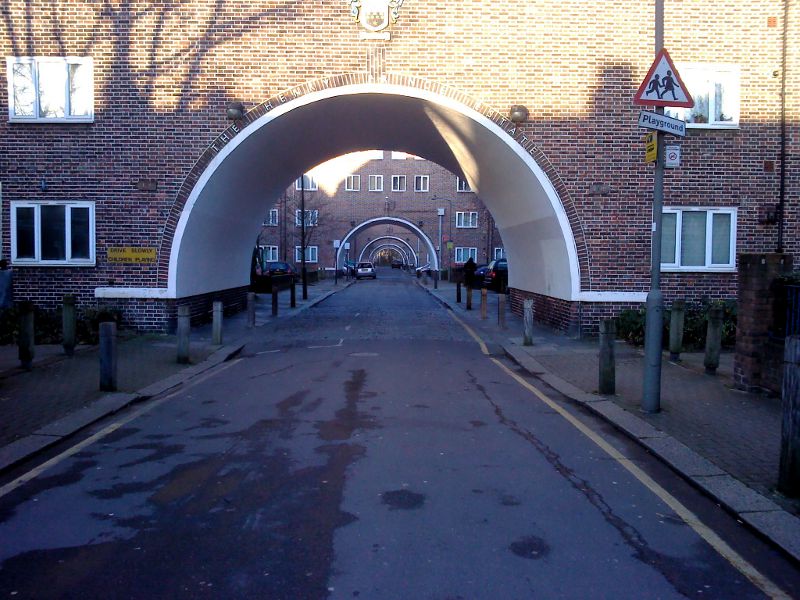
xmin=0 ymin=282 xmax=349 ymax=476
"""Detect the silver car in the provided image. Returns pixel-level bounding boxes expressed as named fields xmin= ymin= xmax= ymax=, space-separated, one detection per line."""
xmin=355 ymin=261 xmax=376 ymax=279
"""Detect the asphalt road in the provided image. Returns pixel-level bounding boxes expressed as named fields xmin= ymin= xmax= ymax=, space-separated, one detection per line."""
xmin=0 ymin=268 xmax=798 ymax=599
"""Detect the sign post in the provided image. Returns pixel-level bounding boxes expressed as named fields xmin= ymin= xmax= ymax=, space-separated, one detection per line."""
xmin=634 ymin=45 xmax=693 ymax=413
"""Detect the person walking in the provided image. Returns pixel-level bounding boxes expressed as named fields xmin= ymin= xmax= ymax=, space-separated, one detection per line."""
xmin=463 ymin=257 xmax=477 ymax=289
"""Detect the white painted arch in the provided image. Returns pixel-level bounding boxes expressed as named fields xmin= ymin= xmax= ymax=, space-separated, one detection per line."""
xmin=341 ymin=219 xmax=432 ymax=269
xmin=358 ymin=235 xmax=418 ymax=266
xmin=161 ymin=83 xmax=585 ymax=301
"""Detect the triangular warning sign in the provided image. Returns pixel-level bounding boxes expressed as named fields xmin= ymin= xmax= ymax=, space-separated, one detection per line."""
xmin=633 ymin=48 xmax=694 ymax=108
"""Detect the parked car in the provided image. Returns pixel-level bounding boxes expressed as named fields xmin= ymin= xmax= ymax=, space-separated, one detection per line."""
xmin=483 ymin=258 xmax=508 ymax=292
xmin=342 ymin=260 xmax=356 ymax=276
xmin=355 ymin=261 xmax=377 ymax=279
xmin=251 ymin=261 xmax=298 ymax=292
xmin=415 ymin=264 xmax=432 ymax=278
xmin=472 ymin=264 xmax=489 ymax=288
xmin=391 ymin=260 xmax=403 ymax=269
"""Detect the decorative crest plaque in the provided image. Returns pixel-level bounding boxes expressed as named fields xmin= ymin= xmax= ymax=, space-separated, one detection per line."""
xmin=346 ymin=0 xmax=404 ymax=39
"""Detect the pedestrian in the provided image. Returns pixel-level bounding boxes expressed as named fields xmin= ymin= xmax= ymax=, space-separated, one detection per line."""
xmin=0 ymin=259 xmax=12 ymax=309
xmin=463 ymin=257 xmax=477 ymax=289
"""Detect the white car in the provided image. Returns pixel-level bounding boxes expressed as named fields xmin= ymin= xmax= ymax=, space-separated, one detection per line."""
xmin=355 ymin=262 xmax=376 ymax=279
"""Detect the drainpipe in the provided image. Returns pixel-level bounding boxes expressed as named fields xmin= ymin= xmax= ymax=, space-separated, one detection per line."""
xmin=776 ymin=0 xmax=788 ymax=252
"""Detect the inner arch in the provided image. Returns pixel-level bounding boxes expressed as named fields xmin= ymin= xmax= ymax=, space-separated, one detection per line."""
xmin=339 ymin=218 xmax=435 ymax=270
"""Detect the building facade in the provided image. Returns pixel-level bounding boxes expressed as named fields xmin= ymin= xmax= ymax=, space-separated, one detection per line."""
xmin=0 ymin=1 xmax=797 ymax=334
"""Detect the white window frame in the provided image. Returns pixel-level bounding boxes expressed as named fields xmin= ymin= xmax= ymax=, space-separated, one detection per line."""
xmin=494 ymin=247 xmax=506 ymax=260
xmin=391 ymin=175 xmax=407 ymax=192
xmin=295 ymin=245 xmax=318 ymax=263
xmin=414 ymin=175 xmax=429 ymax=192
xmin=6 ymin=56 xmax=94 ymax=123
xmin=345 ymin=174 xmax=361 ymax=191
xmin=295 ymin=209 xmax=318 ymax=227
xmin=664 ymin=63 xmax=740 ymax=129
xmin=263 ymin=208 xmax=278 ymax=226
xmin=260 ymin=245 xmax=278 ymax=261
xmin=295 ymin=175 xmax=318 ymax=191
xmin=368 ymin=174 xmax=384 ymax=192
xmin=456 ymin=177 xmax=471 ymax=193
xmin=10 ymin=200 xmax=96 ymax=265
xmin=456 ymin=211 xmax=478 ymax=228
xmin=455 ymin=247 xmax=478 ymax=263
xmin=660 ymin=207 xmax=737 ymax=272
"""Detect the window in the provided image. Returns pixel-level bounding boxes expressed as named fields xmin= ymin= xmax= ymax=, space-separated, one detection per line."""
xmin=368 ymin=175 xmax=383 ymax=192
xmin=661 ymin=208 xmax=736 ymax=270
xmin=494 ymin=247 xmax=506 ymax=260
xmin=7 ymin=57 xmax=93 ymax=122
xmin=11 ymin=200 xmax=95 ymax=265
xmin=263 ymin=208 xmax=278 ymax=226
xmin=664 ymin=64 xmax=740 ymax=128
xmin=456 ymin=211 xmax=478 ymax=228
xmin=414 ymin=175 xmax=429 ymax=192
xmin=345 ymin=175 xmax=360 ymax=191
xmin=295 ymin=245 xmax=318 ymax=263
xmin=455 ymin=247 xmax=478 ymax=263
xmin=295 ymin=175 xmax=318 ymax=191
xmin=260 ymin=245 xmax=278 ymax=261
xmin=295 ymin=209 xmax=318 ymax=227
xmin=456 ymin=177 xmax=471 ymax=193
xmin=391 ymin=175 xmax=406 ymax=192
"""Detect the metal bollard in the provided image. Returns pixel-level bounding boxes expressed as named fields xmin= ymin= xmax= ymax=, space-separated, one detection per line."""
xmin=212 ymin=300 xmax=223 ymax=345
xmin=498 ymin=294 xmax=506 ymax=329
xmin=480 ymin=288 xmax=488 ymax=320
xmin=704 ymin=306 xmax=724 ymax=374
xmin=290 ymin=281 xmax=297 ymax=308
xmin=523 ymin=299 xmax=534 ymax=346
xmin=272 ymin=288 xmax=279 ymax=317
xmin=18 ymin=301 xmax=35 ymax=370
xmin=668 ymin=299 xmax=685 ymax=362
xmin=99 ymin=321 xmax=118 ymax=391
xmin=598 ymin=319 xmax=616 ymax=395
xmin=456 ymin=282 xmax=462 ymax=304
xmin=62 ymin=294 xmax=77 ymax=357
xmin=177 ymin=305 xmax=190 ymax=364
xmin=779 ymin=336 xmax=800 ymax=496
xmin=434 ymin=270 xmax=438 ymax=290
xmin=466 ymin=286 xmax=473 ymax=310
xmin=247 ymin=292 xmax=256 ymax=328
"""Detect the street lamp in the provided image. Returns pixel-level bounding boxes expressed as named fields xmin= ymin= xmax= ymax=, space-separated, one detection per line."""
xmin=436 ymin=208 xmax=445 ymax=290
xmin=509 ymin=105 xmax=529 ymax=135
xmin=226 ymin=101 xmax=245 ymax=121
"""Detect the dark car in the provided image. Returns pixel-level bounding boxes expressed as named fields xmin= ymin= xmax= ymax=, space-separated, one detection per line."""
xmin=483 ymin=258 xmax=508 ymax=292
xmin=472 ymin=264 xmax=489 ymax=288
xmin=251 ymin=261 xmax=297 ymax=292
xmin=391 ymin=260 xmax=403 ymax=269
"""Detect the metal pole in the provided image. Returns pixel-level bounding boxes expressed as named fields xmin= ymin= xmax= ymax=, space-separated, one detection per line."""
xmin=301 ymin=174 xmax=308 ymax=300
xmin=642 ymin=3 xmax=665 ymax=413
xmin=176 ymin=305 xmax=190 ymax=364
xmin=212 ymin=300 xmax=223 ymax=345
xmin=99 ymin=321 xmax=117 ymax=391
xmin=599 ymin=319 xmax=617 ymax=395
xmin=247 ymin=292 xmax=256 ymax=328
xmin=436 ymin=210 xmax=443 ymax=290
xmin=523 ymin=299 xmax=534 ymax=346
xmin=62 ymin=294 xmax=76 ymax=356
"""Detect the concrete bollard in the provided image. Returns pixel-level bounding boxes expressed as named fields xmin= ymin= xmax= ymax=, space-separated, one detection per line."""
xmin=779 ymin=336 xmax=800 ymax=496
xmin=99 ymin=321 xmax=118 ymax=391
xmin=704 ymin=305 xmax=724 ymax=374
xmin=466 ymin=286 xmax=473 ymax=310
xmin=176 ymin=305 xmax=190 ymax=364
xmin=18 ymin=301 xmax=35 ymax=370
xmin=62 ymin=294 xmax=77 ymax=357
xmin=247 ymin=292 xmax=256 ymax=328
xmin=212 ymin=300 xmax=223 ymax=345
xmin=290 ymin=281 xmax=297 ymax=308
xmin=598 ymin=319 xmax=616 ymax=395
xmin=272 ymin=288 xmax=279 ymax=317
xmin=456 ymin=282 xmax=462 ymax=304
xmin=668 ymin=299 xmax=685 ymax=362
xmin=498 ymin=293 xmax=506 ymax=329
xmin=523 ymin=299 xmax=534 ymax=346
xmin=480 ymin=288 xmax=488 ymax=320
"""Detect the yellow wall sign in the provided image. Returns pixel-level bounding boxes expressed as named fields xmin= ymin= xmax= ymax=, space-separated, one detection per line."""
xmin=107 ymin=247 xmax=157 ymax=263
xmin=644 ymin=132 xmax=657 ymax=163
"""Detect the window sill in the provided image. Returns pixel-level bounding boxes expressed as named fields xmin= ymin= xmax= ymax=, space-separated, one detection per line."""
xmin=661 ymin=267 xmax=736 ymax=273
xmin=12 ymin=260 xmax=96 ymax=267
xmin=9 ymin=117 xmax=94 ymax=124
xmin=685 ymin=123 xmax=739 ymax=131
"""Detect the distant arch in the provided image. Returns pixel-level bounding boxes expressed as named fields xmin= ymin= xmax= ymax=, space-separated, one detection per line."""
xmin=368 ymin=244 xmax=410 ymax=265
xmin=358 ymin=235 xmax=418 ymax=266
xmin=339 ymin=217 xmax=436 ymax=271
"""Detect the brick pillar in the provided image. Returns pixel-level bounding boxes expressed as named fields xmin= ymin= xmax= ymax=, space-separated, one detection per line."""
xmin=734 ymin=253 xmax=793 ymax=391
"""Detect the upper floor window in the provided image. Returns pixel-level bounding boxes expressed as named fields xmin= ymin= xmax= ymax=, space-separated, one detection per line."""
xmin=456 ymin=177 xmax=471 ymax=193
xmin=295 ymin=209 xmax=319 ymax=227
xmin=345 ymin=175 xmax=360 ymax=191
xmin=414 ymin=175 xmax=429 ymax=192
xmin=295 ymin=175 xmax=318 ymax=191
xmin=263 ymin=208 xmax=278 ymax=226
xmin=7 ymin=57 xmax=94 ymax=122
xmin=369 ymin=174 xmax=383 ymax=192
xmin=661 ymin=207 xmax=736 ymax=271
xmin=665 ymin=64 xmax=740 ymax=129
xmin=456 ymin=211 xmax=478 ymax=228
xmin=391 ymin=175 xmax=406 ymax=192
xmin=11 ymin=200 xmax=95 ymax=265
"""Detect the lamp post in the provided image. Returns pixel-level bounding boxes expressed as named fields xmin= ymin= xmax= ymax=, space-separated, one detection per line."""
xmin=436 ymin=208 xmax=445 ymax=289
xmin=300 ymin=174 xmax=308 ymax=300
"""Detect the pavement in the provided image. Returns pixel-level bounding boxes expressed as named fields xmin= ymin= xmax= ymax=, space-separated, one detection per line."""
xmin=1 ymin=272 xmax=799 ymax=566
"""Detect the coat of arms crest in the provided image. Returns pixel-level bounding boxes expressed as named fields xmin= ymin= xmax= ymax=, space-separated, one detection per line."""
xmin=346 ymin=0 xmax=404 ymax=33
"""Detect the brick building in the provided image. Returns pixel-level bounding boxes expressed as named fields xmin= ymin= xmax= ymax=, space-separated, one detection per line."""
xmin=257 ymin=151 xmax=504 ymax=272
xmin=0 ymin=1 xmax=797 ymax=334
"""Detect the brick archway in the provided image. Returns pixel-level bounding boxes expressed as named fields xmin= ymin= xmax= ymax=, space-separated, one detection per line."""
xmin=164 ymin=75 xmax=587 ymax=301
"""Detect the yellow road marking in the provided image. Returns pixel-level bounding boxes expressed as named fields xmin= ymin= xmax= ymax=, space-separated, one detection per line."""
xmin=447 ymin=306 xmax=788 ymax=599
xmin=0 ymin=359 xmax=241 ymax=500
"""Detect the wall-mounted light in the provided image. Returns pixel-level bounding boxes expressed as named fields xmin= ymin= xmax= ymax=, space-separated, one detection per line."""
xmin=226 ymin=101 xmax=245 ymax=121
xmin=509 ymin=105 xmax=529 ymax=135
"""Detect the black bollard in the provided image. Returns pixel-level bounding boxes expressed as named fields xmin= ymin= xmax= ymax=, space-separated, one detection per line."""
xmin=272 ymin=288 xmax=279 ymax=317
xmin=668 ymin=300 xmax=685 ymax=362
xmin=176 ymin=305 xmax=190 ymax=364
xmin=290 ymin=280 xmax=296 ymax=308
xmin=599 ymin=319 xmax=616 ymax=395
xmin=704 ymin=306 xmax=724 ymax=374
xmin=456 ymin=282 xmax=462 ymax=304
xmin=62 ymin=294 xmax=77 ymax=356
xmin=466 ymin=286 xmax=473 ymax=311
xmin=99 ymin=321 xmax=118 ymax=391
xmin=779 ymin=336 xmax=800 ymax=496
xmin=18 ymin=301 xmax=35 ymax=370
